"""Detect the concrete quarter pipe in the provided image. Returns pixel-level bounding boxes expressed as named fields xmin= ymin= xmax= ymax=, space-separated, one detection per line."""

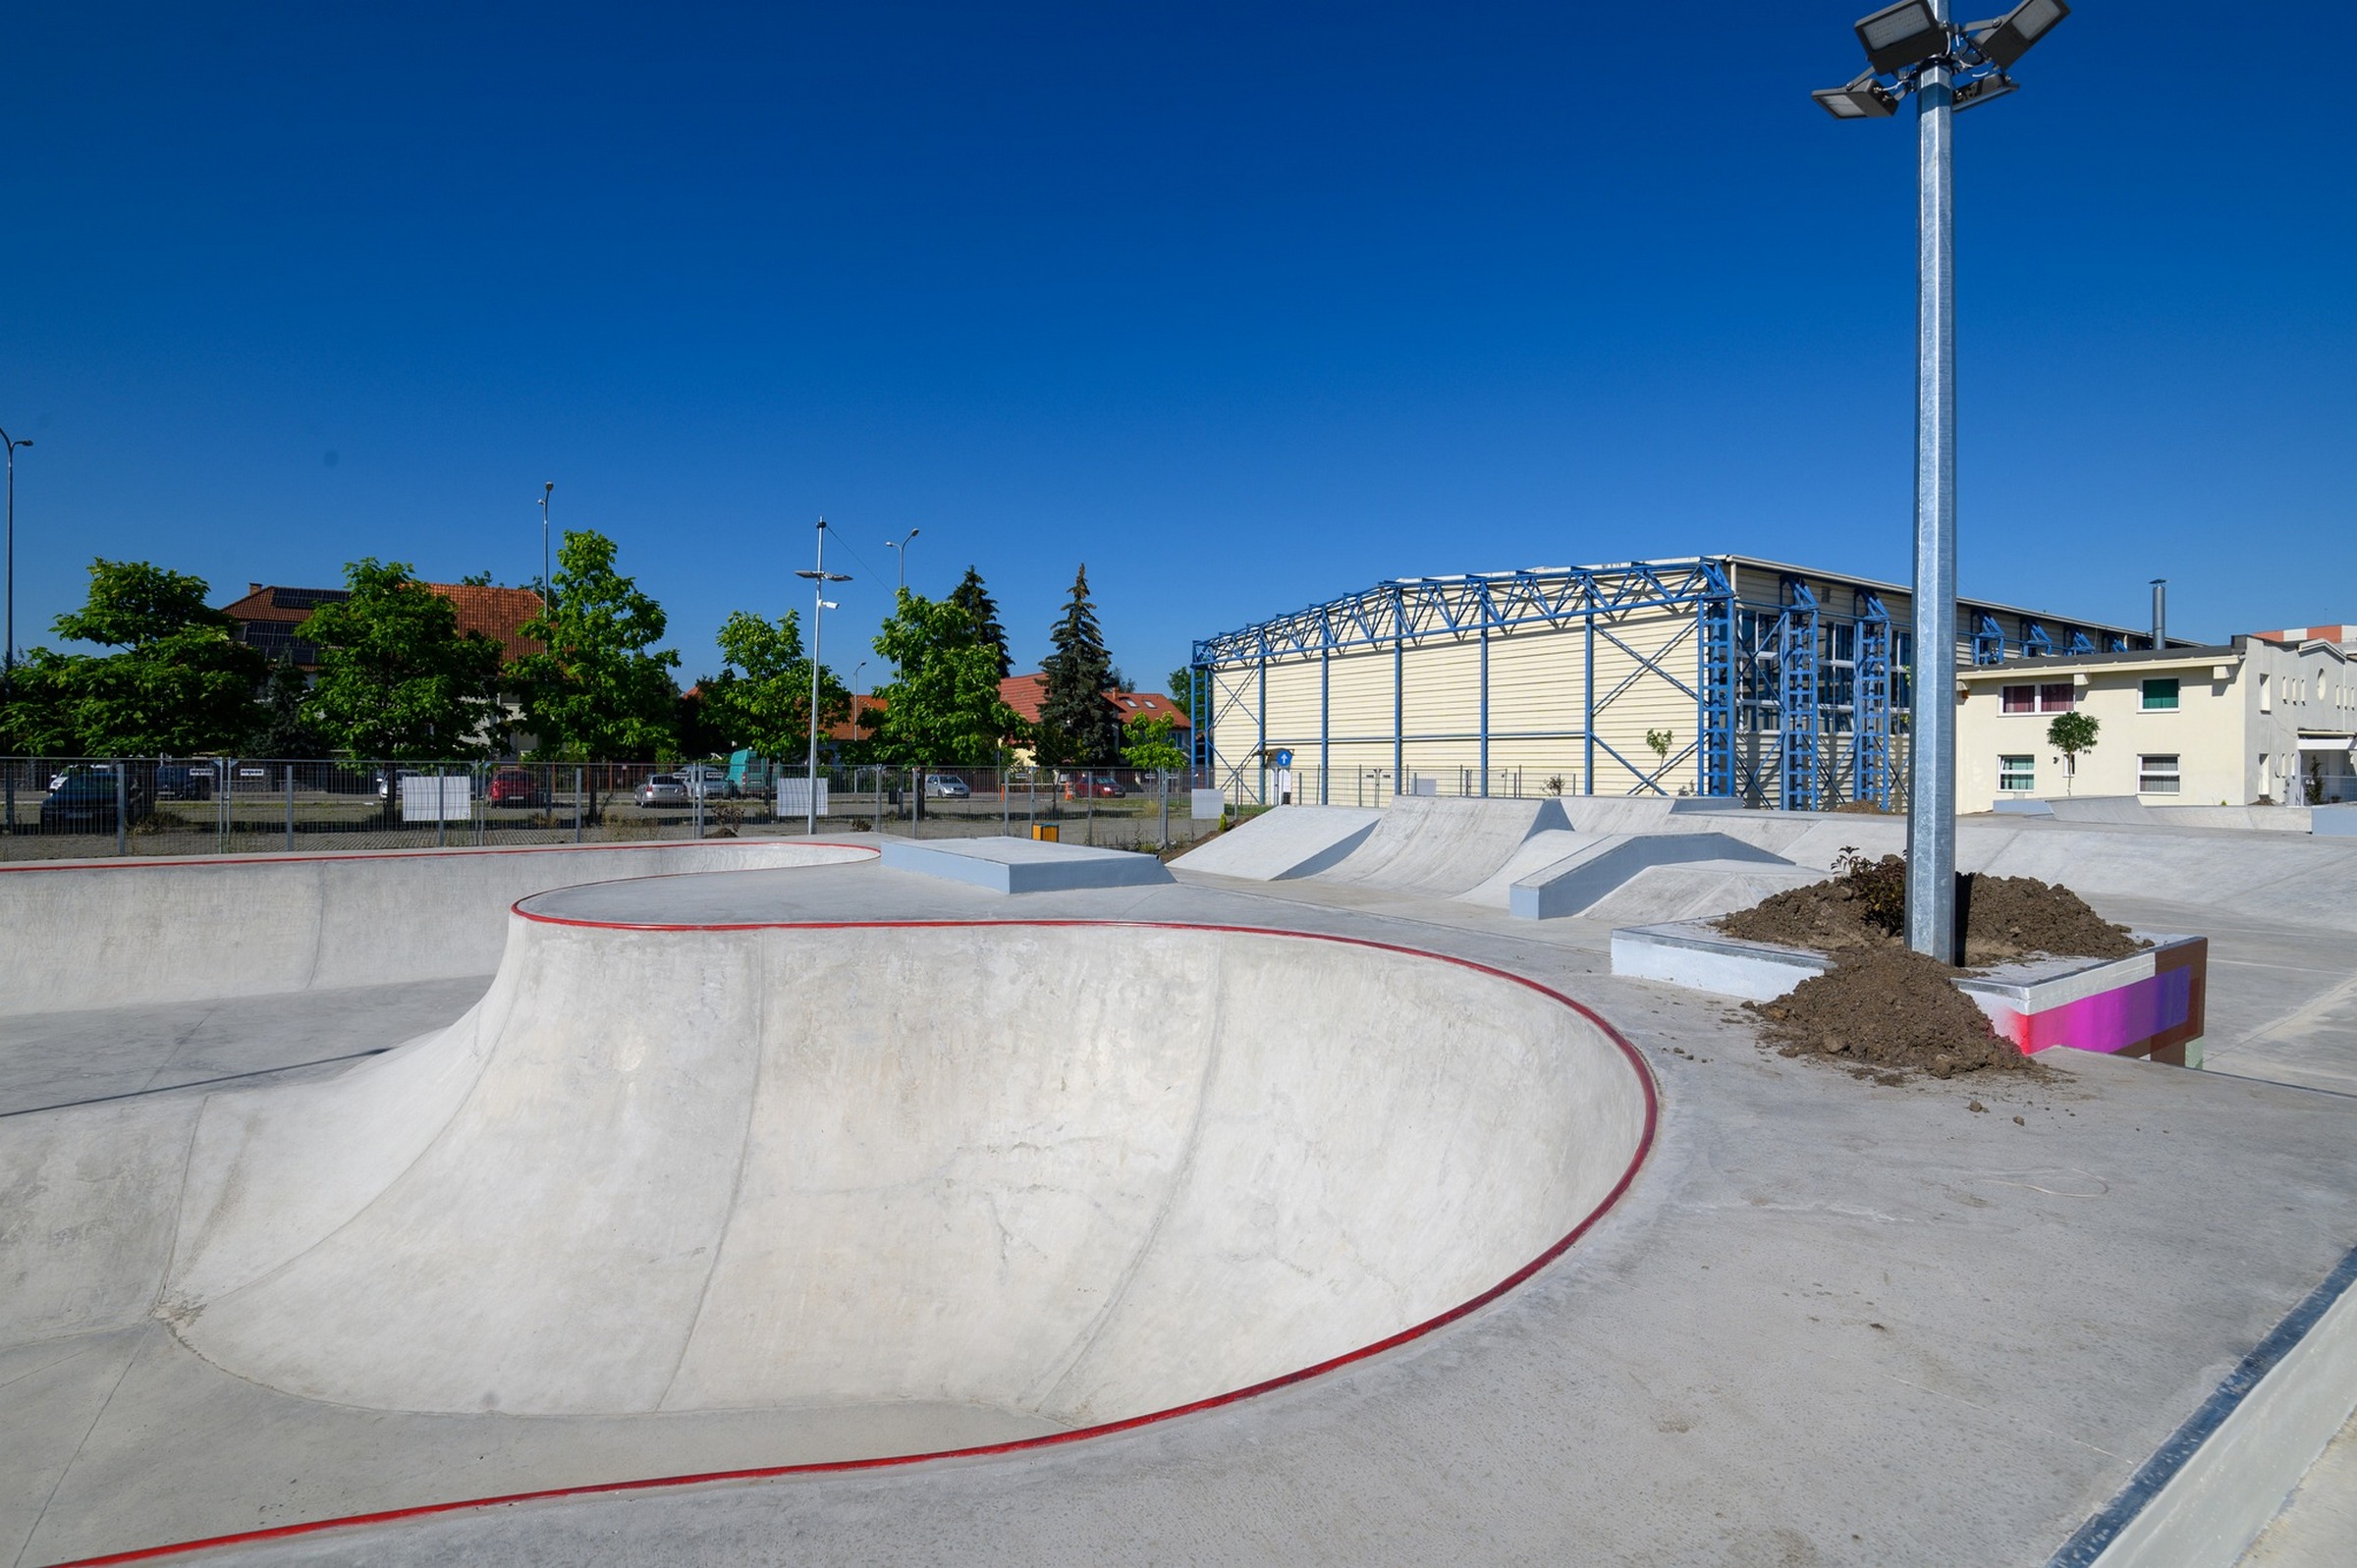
xmin=7 ymin=887 xmax=1654 ymax=1563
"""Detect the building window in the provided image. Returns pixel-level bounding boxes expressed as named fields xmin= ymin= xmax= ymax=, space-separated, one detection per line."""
xmin=2040 ymin=682 xmax=2074 ymax=713
xmin=2001 ymin=683 xmax=2073 ymax=714
xmin=2259 ymin=674 xmax=2272 ymax=712
xmin=2142 ymin=677 xmax=2179 ymax=711
xmin=2001 ymin=684 xmax=2035 ymax=714
xmin=2138 ymin=754 xmax=2181 ymax=794
xmin=2000 ymin=756 xmax=2036 ymax=792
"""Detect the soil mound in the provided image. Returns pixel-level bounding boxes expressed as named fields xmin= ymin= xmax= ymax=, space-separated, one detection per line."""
xmin=1717 ymin=851 xmax=2143 ymax=965
xmin=1749 ymin=947 xmax=2034 ymax=1080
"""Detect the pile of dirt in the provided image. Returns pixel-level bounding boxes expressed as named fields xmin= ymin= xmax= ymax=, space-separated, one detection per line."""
xmin=1717 ymin=852 xmax=2144 ymax=965
xmin=1748 ymin=947 xmax=2036 ymax=1080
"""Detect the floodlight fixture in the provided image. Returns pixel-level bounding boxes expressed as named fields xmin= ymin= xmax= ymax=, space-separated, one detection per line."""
xmin=1854 ymin=0 xmax=1950 ymax=75
xmin=1951 ymin=71 xmax=2019 ymax=111
xmin=1814 ymin=71 xmax=1899 ymax=119
xmin=1967 ymin=0 xmax=2067 ymax=71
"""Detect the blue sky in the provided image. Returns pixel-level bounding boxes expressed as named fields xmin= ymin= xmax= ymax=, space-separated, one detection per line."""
xmin=4 ymin=2 xmax=2350 ymax=689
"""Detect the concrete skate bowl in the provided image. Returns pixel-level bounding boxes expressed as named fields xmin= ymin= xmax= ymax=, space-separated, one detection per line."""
xmin=61 ymin=909 xmax=1652 ymax=1536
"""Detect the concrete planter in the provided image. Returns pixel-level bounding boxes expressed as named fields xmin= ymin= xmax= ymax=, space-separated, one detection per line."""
xmin=1611 ymin=922 xmax=2209 ymax=1066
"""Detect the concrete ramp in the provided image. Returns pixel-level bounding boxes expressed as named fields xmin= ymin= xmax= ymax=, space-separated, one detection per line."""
xmin=2045 ymin=796 xmax=2153 ymax=825
xmin=3 ymin=899 xmax=1649 ymax=1448
xmin=1453 ymin=830 xmax=1587 ymax=908
xmin=1578 ymin=861 xmax=1828 ymax=926
xmin=1315 ymin=795 xmax=1572 ymax=897
xmin=1171 ymin=805 xmax=1381 ymax=881
xmin=1554 ymin=796 xmax=1738 ymax=834
xmin=1490 ymin=832 xmax=1794 ymax=920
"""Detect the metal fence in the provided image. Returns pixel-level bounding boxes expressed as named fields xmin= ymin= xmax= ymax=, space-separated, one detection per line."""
xmin=0 ymin=758 xmax=1228 ymax=862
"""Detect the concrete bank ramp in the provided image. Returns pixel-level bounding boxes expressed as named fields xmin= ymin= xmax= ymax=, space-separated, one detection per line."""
xmin=3 ymin=902 xmax=1649 ymax=1446
xmin=2044 ymin=795 xmax=2153 ymax=825
xmin=1578 ymin=862 xmax=1828 ymax=926
xmin=1476 ymin=832 xmax=1795 ymax=920
xmin=0 ymin=838 xmax=874 ymax=1015
xmin=1315 ymin=795 xmax=1573 ymax=898
xmin=1171 ymin=805 xmax=1381 ymax=881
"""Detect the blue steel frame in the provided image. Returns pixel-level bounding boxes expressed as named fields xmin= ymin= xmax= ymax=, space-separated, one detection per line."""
xmin=1191 ymin=556 xmax=2151 ymax=810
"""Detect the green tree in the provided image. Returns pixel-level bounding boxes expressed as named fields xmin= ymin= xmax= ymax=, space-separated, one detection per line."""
xmin=865 ymin=589 xmax=1020 ymax=768
xmin=511 ymin=531 xmax=681 ymax=789
xmin=2047 ymin=710 xmax=2099 ymax=795
xmin=947 ymin=566 xmax=1012 ymax=679
xmin=302 ymin=559 xmax=507 ymax=759
xmin=250 ymin=657 xmax=330 ymax=758
xmin=1165 ymin=666 xmax=1194 ymax=719
xmin=40 ymin=560 xmax=264 ymax=754
xmin=1035 ymin=565 xmax=1120 ymax=767
xmin=1120 ymin=713 xmax=1188 ymax=773
xmin=0 ymin=648 xmax=80 ymax=755
xmin=695 ymin=609 xmax=850 ymax=762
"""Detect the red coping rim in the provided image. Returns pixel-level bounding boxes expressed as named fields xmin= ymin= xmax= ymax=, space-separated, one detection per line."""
xmin=0 ymin=839 xmax=880 ymax=876
xmin=46 ymin=919 xmax=1660 ymax=1568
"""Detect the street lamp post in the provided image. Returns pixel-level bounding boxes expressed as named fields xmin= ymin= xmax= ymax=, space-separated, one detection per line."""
xmin=1812 ymin=0 xmax=2068 ymax=962
xmin=538 ymin=482 xmax=556 ymax=610
xmin=795 ymin=518 xmax=851 ymax=835
xmin=3 ymin=428 xmax=30 ymax=836
xmin=886 ymin=528 xmax=919 ymax=593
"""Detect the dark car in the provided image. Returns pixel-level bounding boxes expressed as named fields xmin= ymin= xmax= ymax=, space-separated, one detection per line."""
xmin=487 ymin=768 xmax=550 ymax=808
xmin=154 ymin=763 xmax=216 ymax=801
xmin=40 ymin=766 xmax=153 ymax=830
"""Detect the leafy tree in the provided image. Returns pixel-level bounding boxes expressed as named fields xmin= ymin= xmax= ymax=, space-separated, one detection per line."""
xmin=2047 ymin=710 xmax=2099 ymax=795
xmin=0 ymin=649 xmax=80 ymax=755
xmin=947 ymin=566 xmax=1012 ymax=679
xmin=1035 ymin=565 xmax=1120 ymax=767
xmin=302 ymin=559 xmax=507 ymax=759
xmin=250 ymin=657 xmax=330 ymax=758
xmin=510 ymin=530 xmax=680 ymax=807
xmin=1120 ymin=713 xmax=1188 ymax=773
xmin=39 ymin=560 xmax=264 ymax=754
xmin=459 ymin=569 xmax=496 ymax=587
xmin=865 ymin=589 xmax=1020 ymax=768
xmin=1165 ymin=666 xmax=1194 ymax=719
xmin=695 ymin=608 xmax=849 ymax=762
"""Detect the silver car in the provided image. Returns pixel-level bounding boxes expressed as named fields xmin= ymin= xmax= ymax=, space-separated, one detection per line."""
xmin=635 ymin=774 xmax=690 ymax=807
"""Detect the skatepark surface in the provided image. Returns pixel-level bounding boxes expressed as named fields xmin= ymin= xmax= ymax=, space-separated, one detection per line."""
xmin=5 ymin=814 xmax=2357 ymax=1567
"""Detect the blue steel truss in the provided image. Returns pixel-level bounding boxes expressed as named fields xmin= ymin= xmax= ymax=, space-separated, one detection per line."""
xmin=1191 ymin=556 xmax=2152 ymax=810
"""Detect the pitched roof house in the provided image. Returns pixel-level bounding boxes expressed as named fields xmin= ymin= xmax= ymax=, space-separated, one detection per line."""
xmin=221 ymin=582 xmax=548 ymax=671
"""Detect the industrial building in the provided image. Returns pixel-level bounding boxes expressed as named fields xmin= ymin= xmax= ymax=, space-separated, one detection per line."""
xmin=1188 ymin=554 xmax=2160 ymax=810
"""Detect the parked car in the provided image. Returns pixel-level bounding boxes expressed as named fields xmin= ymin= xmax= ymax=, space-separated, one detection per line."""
xmin=635 ymin=774 xmax=690 ymax=808
xmin=373 ymin=768 xmax=426 ymax=801
xmin=675 ymin=764 xmax=740 ymax=800
xmin=40 ymin=766 xmax=152 ymax=830
xmin=922 ymin=775 xmax=971 ymax=798
xmin=487 ymin=768 xmax=549 ymax=808
xmin=153 ymin=762 xmax=216 ymax=801
xmin=1062 ymin=775 xmax=1127 ymax=799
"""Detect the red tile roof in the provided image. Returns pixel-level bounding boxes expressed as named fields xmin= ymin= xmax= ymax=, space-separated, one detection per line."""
xmin=996 ymin=674 xmax=1189 ymax=730
xmin=830 ymin=693 xmax=886 ymax=742
xmin=221 ymin=581 xmax=545 ymax=665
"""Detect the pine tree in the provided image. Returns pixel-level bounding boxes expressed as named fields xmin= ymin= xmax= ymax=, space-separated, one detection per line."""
xmin=1037 ymin=565 xmax=1121 ymax=767
xmin=947 ymin=566 xmax=1012 ymax=679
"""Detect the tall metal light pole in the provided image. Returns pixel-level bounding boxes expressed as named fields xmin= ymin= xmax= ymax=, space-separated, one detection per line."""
xmin=1813 ymin=0 xmax=2069 ymax=961
xmin=2 ymin=429 xmax=27 ymax=837
xmin=538 ymin=482 xmax=556 ymax=610
xmin=886 ymin=528 xmax=919 ymax=593
xmin=795 ymin=518 xmax=851 ymax=834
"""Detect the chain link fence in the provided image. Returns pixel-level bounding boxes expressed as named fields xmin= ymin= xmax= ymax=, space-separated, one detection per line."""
xmin=0 ymin=758 xmax=1228 ymax=862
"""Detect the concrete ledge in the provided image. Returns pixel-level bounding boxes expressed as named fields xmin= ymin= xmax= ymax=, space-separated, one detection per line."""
xmin=1610 ymin=922 xmax=2209 ymax=1063
xmin=878 ymin=836 xmax=1174 ymax=893
xmin=2056 ymin=1243 xmax=2357 ymax=1568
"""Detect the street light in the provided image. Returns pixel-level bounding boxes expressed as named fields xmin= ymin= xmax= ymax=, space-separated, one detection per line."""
xmin=886 ymin=528 xmax=919 ymax=592
xmin=795 ymin=518 xmax=852 ymax=835
xmin=2 ymin=428 xmax=28 ymax=837
xmin=538 ymin=482 xmax=555 ymax=611
xmin=1811 ymin=0 xmax=2068 ymax=962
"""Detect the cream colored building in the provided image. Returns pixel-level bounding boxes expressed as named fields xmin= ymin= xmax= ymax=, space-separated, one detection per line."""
xmin=1955 ymin=633 xmax=2357 ymax=807
xmin=1190 ymin=556 xmax=2156 ymax=809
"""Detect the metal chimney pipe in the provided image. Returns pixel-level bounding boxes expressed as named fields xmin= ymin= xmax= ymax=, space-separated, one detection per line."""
xmin=2150 ymin=579 xmax=2166 ymax=648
